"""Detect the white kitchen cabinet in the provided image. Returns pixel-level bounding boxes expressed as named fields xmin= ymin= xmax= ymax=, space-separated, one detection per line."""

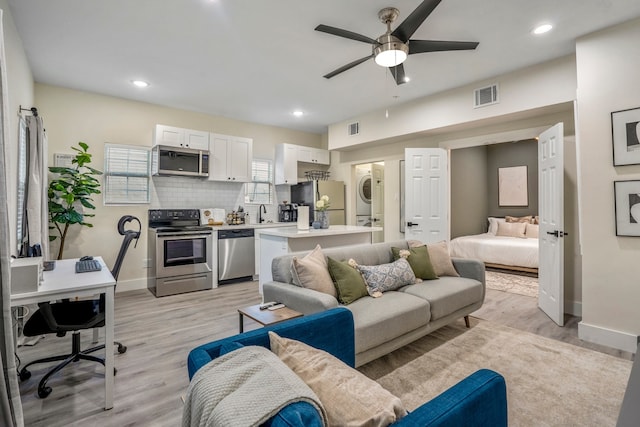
xmin=275 ymin=143 xmax=298 ymax=185
xmin=297 ymin=146 xmax=330 ymax=165
xmin=154 ymin=124 xmax=209 ymax=150
xmin=208 ymin=133 xmax=253 ymax=182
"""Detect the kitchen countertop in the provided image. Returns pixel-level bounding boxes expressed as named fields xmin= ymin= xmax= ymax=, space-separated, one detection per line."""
xmin=256 ymin=225 xmax=382 ymax=238
xmin=205 ymin=222 xmax=296 ymax=231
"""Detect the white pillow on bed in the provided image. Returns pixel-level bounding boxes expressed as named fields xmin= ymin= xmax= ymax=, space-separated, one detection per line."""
xmin=496 ymin=221 xmax=527 ymax=238
xmin=525 ymin=223 xmax=539 ymax=238
xmin=487 ymin=217 xmax=506 ymax=235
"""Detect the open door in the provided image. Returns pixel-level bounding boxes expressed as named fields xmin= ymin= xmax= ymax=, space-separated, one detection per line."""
xmin=538 ymin=123 xmax=565 ymax=326
xmin=404 ymin=148 xmax=449 ymax=243
xmin=371 ymin=163 xmax=384 ymax=243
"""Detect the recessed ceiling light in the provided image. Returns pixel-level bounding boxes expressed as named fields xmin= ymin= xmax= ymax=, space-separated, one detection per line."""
xmin=131 ymin=80 xmax=150 ymax=88
xmin=533 ymin=23 xmax=553 ymax=35
xmin=292 ymin=110 xmax=304 ymax=117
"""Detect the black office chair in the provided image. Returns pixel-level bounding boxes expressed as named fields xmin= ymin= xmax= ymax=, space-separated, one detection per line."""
xmin=18 ymin=215 xmax=141 ymax=398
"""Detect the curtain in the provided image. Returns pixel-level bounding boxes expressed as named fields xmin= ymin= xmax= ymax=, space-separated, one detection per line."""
xmin=0 ymin=8 xmax=25 ymax=427
xmin=25 ymin=115 xmax=49 ymax=260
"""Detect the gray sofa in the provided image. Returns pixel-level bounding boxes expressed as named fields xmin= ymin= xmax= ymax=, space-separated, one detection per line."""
xmin=263 ymin=240 xmax=486 ymax=366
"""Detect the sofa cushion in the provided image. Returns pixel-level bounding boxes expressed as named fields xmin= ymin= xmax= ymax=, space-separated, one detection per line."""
xmin=327 ymin=257 xmax=368 ymax=305
xmin=345 ymin=292 xmax=430 ymax=352
xmin=290 ymin=245 xmax=336 ymax=298
xmin=391 ymin=246 xmax=438 ymax=280
xmin=269 ymin=332 xmax=406 ymax=426
xmin=356 ymin=258 xmax=416 ymax=297
xmin=399 ymin=277 xmax=483 ymax=321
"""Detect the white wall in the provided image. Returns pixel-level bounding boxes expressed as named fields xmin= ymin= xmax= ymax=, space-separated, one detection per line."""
xmin=34 ymin=84 xmax=322 ymax=291
xmin=576 ymin=17 xmax=640 ymax=352
xmin=1 ymin=1 xmax=34 ymax=257
xmin=328 ymin=55 xmax=577 ymax=150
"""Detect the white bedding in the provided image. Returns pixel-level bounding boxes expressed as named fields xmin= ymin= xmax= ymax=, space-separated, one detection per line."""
xmin=449 ymin=233 xmax=538 ymax=269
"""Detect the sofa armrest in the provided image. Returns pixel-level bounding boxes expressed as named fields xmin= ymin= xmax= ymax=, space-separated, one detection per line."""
xmin=263 ymin=281 xmax=340 ymax=315
xmin=452 ymin=257 xmax=485 ymax=285
xmin=187 ymin=307 xmax=355 ymax=379
xmin=392 ymin=369 xmax=507 ymax=427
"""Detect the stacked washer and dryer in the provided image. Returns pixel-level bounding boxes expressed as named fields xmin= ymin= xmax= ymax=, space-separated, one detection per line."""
xmin=355 ymin=165 xmax=372 ymax=227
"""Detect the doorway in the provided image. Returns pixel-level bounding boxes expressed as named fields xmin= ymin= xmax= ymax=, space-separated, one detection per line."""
xmin=354 ymin=162 xmax=384 ymax=243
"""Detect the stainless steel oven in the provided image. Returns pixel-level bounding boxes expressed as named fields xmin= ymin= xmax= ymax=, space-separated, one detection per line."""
xmin=148 ymin=209 xmax=213 ymax=297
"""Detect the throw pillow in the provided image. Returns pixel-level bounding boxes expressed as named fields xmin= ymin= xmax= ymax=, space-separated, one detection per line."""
xmin=496 ymin=221 xmax=527 ymax=238
xmin=290 ymin=245 xmax=336 ymax=298
xmin=269 ymin=332 xmax=406 ymax=426
xmin=327 ymin=257 xmax=369 ymax=304
xmin=391 ymin=246 xmax=438 ymax=280
xmin=419 ymin=241 xmax=460 ymax=277
xmin=487 ymin=217 xmax=506 ymax=235
xmin=525 ymin=223 xmax=539 ymax=238
xmin=505 ymin=215 xmax=533 ymax=224
xmin=356 ymin=258 xmax=416 ymax=297
xmin=534 ymin=215 xmax=540 ymax=224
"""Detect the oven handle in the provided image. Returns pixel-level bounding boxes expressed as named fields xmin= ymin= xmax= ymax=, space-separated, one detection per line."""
xmin=156 ymin=231 xmax=212 ymax=238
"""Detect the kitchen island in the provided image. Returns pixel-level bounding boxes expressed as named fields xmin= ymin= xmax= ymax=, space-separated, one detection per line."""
xmin=257 ymin=225 xmax=382 ymax=292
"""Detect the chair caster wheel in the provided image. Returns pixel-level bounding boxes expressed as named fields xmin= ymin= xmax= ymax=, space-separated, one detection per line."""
xmin=117 ymin=344 xmax=127 ymax=354
xmin=38 ymin=386 xmax=52 ymax=398
xmin=19 ymin=369 xmax=31 ymax=381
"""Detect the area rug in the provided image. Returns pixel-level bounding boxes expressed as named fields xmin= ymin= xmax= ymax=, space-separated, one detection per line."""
xmin=485 ymin=270 xmax=538 ymax=297
xmin=358 ymin=318 xmax=631 ymax=426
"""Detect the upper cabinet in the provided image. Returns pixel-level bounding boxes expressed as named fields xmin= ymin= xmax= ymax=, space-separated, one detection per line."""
xmin=154 ymin=124 xmax=209 ymax=150
xmin=209 ymin=133 xmax=253 ymax=182
xmin=275 ymin=143 xmax=330 ymax=185
xmin=297 ymin=146 xmax=330 ymax=165
xmin=275 ymin=143 xmax=299 ymax=185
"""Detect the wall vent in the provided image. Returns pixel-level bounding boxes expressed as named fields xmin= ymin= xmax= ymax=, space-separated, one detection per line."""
xmin=474 ymin=84 xmax=499 ymax=108
xmin=348 ymin=122 xmax=359 ymax=136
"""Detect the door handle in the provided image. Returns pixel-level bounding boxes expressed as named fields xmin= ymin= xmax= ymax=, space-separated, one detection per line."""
xmin=546 ymin=230 xmax=559 ymax=237
xmin=546 ymin=230 xmax=569 ymax=237
xmin=407 ymin=222 xmax=417 ymax=227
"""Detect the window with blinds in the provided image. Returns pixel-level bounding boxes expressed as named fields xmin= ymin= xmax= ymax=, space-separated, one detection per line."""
xmin=16 ymin=118 xmax=27 ymax=251
xmin=104 ymin=143 xmax=151 ymax=205
xmin=244 ymin=159 xmax=273 ymax=204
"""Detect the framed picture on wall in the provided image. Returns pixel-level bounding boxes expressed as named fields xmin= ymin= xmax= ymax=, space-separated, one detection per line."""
xmin=614 ymin=180 xmax=640 ymax=236
xmin=612 ymin=106 xmax=640 ymax=166
xmin=498 ymin=165 xmax=528 ymax=207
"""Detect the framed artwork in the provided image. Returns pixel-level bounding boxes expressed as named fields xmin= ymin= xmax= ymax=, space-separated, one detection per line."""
xmin=498 ymin=166 xmax=528 ymax=207
xmin=612 ymin=106 xmax=640 ymax=166
xmin=614 ymin=180 xmax=640 ymax=236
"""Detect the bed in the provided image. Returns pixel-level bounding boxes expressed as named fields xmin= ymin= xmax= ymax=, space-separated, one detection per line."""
xmin=449 ymin=217 xmax=539 ymax=273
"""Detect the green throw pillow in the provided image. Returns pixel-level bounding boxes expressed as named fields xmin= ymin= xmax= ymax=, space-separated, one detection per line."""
xmin=391 ymin=246 xmax=438 ymax=280
xmin=327 ymin=257 xmax=368 ymax=305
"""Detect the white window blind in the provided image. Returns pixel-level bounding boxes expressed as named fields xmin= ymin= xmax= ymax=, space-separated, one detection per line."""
xmin=244 ymin=159 xmax=273 ymax=204
xmin=104 ymin=143 xmax=150 ymax=205
xmin=16 ymin=118 xmax=27 ymax=250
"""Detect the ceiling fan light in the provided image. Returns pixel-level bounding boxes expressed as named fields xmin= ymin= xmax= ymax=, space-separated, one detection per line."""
xmin=374 ymin=34 xmax=409 ymax=67
xmin=375 ymin=48 xmax=407 ymax=67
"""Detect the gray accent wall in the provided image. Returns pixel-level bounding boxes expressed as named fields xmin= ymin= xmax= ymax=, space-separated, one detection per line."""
xmin=487 ymin=139 xmax=538 ymax=218
xmin=450 ymin=145 xmax=489 ymax=238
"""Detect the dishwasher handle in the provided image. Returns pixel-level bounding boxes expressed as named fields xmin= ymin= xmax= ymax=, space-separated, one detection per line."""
xmin=218 ymin=228 xmax=255 ymax=239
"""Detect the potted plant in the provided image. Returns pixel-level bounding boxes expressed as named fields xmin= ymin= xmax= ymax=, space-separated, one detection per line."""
xmin=314 ymin=195 xmax=330 ymax=229
xmin=48 ymin=142 xmax=102 ymax=260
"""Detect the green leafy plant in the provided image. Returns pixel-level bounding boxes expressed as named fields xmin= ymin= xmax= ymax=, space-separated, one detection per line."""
xmin=48 ymin=142 xmax=102 ymax=260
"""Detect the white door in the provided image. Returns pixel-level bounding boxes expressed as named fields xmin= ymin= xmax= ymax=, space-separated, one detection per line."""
xmin=404 ymin=148 xmax=449 ymax=243
xmin=538 ymin=123 xmax=565 ymax=326
xmin=371 ymin=163 xmax=384 ymax=243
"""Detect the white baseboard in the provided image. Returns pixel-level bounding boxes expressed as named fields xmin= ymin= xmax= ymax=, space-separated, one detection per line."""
xmin=115 ymin=277 xmax=147 ymax=293
xmin=565 ymin=300 xmax=582 ymax=317
xmin=578 ymin=321 xmax=639 ymax=353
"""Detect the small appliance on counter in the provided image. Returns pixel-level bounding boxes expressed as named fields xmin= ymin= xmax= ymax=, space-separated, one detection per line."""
xmin=278 ymin=202 xmax=298 ymax=222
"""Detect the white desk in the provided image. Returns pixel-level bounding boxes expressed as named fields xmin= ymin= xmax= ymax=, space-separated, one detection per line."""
xmin=10 ymin=257 xmax=116 ymax=410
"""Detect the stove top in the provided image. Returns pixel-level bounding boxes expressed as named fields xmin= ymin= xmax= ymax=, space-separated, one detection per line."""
xmin=148 ymin=209 xmax=204 ymax=230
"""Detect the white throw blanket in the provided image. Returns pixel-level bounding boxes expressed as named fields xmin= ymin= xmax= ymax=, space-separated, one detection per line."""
xmin=182 ymin=346 xmax=327 ymax=427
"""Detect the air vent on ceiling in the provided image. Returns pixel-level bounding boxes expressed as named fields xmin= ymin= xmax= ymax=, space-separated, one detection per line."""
xmin=348 ymin=122 xmax=359 ymax=136
xmin=474 ymin=84 xmax=499 ymax=108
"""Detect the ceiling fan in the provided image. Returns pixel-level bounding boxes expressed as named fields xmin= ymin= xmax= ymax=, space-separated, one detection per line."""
xmin=315 ymin=0 xmax=479 ymax=85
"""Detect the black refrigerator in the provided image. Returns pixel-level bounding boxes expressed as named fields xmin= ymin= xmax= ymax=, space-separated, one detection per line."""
xmin=290 ymin=180 xmax=346 ymax=225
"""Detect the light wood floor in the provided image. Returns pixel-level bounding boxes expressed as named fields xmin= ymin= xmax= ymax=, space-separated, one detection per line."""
xmin=15 ymin=280 xmax=632 ymax=426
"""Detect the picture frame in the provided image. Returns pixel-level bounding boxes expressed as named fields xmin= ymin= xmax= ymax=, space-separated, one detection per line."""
xmin=614 ymin=180 xmax=640 ymax=236
xmin=498 ymin=165 xmax=528 ymax=207
xmin=612 ymin=106 xmax=640 ymax=166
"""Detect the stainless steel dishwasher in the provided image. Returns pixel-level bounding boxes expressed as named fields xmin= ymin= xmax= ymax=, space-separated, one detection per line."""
xmin=217 ymin=228 xmax=255 ymax=283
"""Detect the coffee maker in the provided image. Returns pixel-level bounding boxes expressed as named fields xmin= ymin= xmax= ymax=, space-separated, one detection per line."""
xmin=278 ymin=203 xmax=298 ymax=222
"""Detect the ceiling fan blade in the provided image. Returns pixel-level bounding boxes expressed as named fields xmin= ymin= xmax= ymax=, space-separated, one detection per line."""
xmin=315 ymin=24 xmax=379 ymax=45
xmin=409 ymin=40 xmax=479 ymax=54
xmin=323 ymin=54 xmax=374 ymax=79
xmin=392 ymin=0 xmax=443 ymax=42
xmin=389 ymin=64 xmax=407 ymax=85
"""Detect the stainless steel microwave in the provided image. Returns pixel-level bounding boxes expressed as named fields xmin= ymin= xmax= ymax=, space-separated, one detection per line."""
xmin=151 ymin=145 xmax=209 ymax=178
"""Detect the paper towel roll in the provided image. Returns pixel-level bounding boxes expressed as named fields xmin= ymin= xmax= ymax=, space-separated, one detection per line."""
xmin=297 ymin=206 xmax=309 ymax=230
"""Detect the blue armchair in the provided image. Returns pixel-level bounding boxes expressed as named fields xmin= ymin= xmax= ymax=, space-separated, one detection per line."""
xmin=187 ymin=307 xmax=507 ymax=426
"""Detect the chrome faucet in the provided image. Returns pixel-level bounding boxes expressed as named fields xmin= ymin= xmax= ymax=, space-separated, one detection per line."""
xmin=258 ymin=204 xmax=267 ymax=223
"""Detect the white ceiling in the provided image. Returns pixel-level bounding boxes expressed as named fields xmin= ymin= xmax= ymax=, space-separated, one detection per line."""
xmin=8 ymin=0 xmax=640 ymax=134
